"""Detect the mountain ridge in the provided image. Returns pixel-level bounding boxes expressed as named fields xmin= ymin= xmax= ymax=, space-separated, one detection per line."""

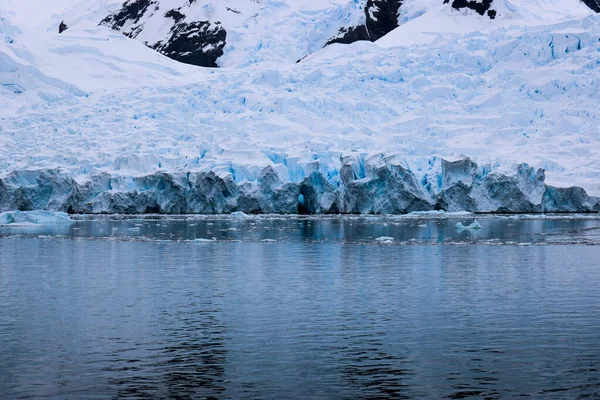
xmin=95 ymin=0 xmax=599 ymax=67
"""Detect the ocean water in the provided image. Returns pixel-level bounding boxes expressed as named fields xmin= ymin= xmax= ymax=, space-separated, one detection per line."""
xmin=1 ymin=215 xmax=600 ymax=399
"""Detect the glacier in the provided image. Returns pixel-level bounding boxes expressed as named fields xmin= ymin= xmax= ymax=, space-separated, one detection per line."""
xmin=0 ymin=158 xmax=598 ymax=214
xmin=1 ymin=0 xmax=599 ymax=214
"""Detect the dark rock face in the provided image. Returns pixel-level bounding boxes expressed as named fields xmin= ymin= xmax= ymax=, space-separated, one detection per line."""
xmin=1 ymin=159 xmax=598 ymax=214
xmin=327 ymin=0 xmax=503 ymax=46
xmin=58 ymin=21 xmax=69 ymax=34
xmin=164 ymin=9 xmax=185 ymax=23
xmin=99 ymin=0 xmax=226 ymax=68
xmin=327 ymin=0 xmax=403 ymax=45
xmin=443 ymin=0 xmax=496 ymax=19
xmin=100 ymin=0 xmax=157 ymax=34
xmin=151 ymin=21 xmax=226 ymax=68
xmin=582 ymin=0 xmax=600 ymax=12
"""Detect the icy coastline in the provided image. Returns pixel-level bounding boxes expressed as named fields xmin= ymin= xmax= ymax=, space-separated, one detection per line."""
xmin=1 ymin=158 xmax=597 ymax=214
xmin=2 ymin=1 xmax=599 ymax=213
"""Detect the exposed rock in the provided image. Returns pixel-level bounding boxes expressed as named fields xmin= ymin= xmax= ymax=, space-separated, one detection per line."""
xmin=582 ymin=0 xmax=600 ymax=12
xmin=100 ymin=0 xmax=226 ymax=67
xmin=326 ymin=0 xmax=403 ymax=45
xmin=164 ymin=9 xmax=185 ymax=23
xmin=100 ymin=0 xmax=158 ymax=35
xmin=444 ymin=0 xmax=497 ymax=19
xmin=58 ymin=21 xmax=69 ymax=34
xmin=151 ymin=21 xmax=225 ymax=68
xmin=327 ymin=0 xmax=503 ymax=47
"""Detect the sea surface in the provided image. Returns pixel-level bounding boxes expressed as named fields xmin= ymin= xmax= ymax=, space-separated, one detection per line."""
xmin=1 ymin=214 xmax=600 ymax=399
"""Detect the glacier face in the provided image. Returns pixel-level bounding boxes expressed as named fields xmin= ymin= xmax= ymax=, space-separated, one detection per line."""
xmin=0 ymin=158 xmax=598 ymax=214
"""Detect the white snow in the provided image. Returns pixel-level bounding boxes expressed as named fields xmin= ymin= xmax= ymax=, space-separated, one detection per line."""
xmin=1 ymin=0 xmax=599 ymax=197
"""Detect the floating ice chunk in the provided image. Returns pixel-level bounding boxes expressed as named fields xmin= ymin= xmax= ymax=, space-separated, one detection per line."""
xmin=375 ymin=236 xmax=394 ymax=243
xmin=0 ymin=211 xmax=74 ymax=226
xmin=261 ymin=239 xmax=276 ymax=242
xmin=456 ymin=220 xmax=482 ymax=230
xmin=195 ymin=238 xmax=216 ymax=242
xmin=470 ymin=220 xmax=483 ymax=229
xmin=230 ymin=211 xmax=252 ymax=219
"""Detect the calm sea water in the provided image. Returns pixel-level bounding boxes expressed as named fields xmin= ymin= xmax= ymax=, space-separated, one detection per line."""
xmin=1 ymin=215 xmax=600 ymax=399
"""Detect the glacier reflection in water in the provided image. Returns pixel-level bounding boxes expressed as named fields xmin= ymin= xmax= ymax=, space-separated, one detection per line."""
xmin=1 ymin=215 xmax=600 ymax=399
xmin=2 ymin=213 xmax=600 ymax=245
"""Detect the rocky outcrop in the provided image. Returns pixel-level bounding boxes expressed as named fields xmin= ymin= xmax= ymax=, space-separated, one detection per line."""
xmin=150 ymin=20 xmax=225 ymax=68
xmin=444 ymin=0 xmax=599 ymax=17
xmin=327 ymin=0 xmax=403 ymax=45
xmin=100 ymin=0 xmax=226 ymax=67
xmin=444 ymin=0 xmax=497 ymax=19
xmin=100 ymin=0 xmax=157 ymax=34
xmin=1 ymin=158 xmax=598 ymax=214
xmin=58 ymin=21 xmax=68 ymax=34
xmin=582 ymin=0 xmax=600 ymax=12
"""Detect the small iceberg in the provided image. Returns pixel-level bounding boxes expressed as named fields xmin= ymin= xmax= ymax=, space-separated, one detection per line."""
xmin=456 ymin=220 xmax=482 ymax=230
xmin=0 ymin=211 xmax=74 ymax=226
xmin=194 ymin=237 xmax=216 ymax=242
xmin=375 ymin=236 xmax=394 ymax=244
xmin=230 ymin=211 xmax=253 ymax=219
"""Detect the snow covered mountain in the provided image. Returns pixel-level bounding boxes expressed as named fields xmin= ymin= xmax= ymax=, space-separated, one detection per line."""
xmin=0 ymin=0 xmax=599 ymax=214
xmin=96 ymin=0 xmax=370 ymax=67
xmin=98 ymin=0 xmax=600 ymax=67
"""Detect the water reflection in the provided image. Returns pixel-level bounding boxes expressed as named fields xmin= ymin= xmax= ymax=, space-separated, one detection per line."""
xmin=1 ymin=220 xmax=600 ymax=399
xmin=105 ymin=309 xmax=228 ymax=399
xmin=2 ymin=214 xmax=600 ymax=245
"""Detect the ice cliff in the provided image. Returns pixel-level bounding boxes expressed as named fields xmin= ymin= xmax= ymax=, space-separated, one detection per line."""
xmin=0 ymin=158 xmax=598 ymax=214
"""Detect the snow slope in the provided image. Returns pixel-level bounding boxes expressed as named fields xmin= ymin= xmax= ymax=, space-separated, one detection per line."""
xmin=0 ymin=16 xmax=84 ymax=115
xmin=0 ymin=1 xmax=209 ymax=114
xmin=0 ymin=0 xmax=599 ymax=213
